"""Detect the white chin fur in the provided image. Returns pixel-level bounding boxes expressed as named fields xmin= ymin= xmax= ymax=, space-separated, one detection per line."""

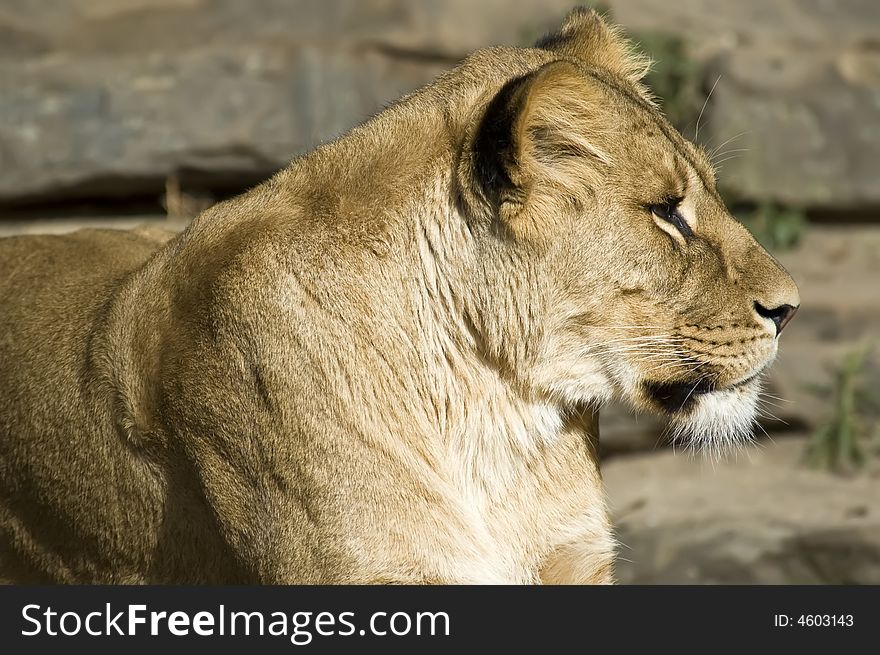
xmin=665 ymin=381 xmax=761 ymax=458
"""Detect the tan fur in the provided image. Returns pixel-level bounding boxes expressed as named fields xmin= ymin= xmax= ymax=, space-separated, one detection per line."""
xmin=0 ymin=10 xmax=797 ymax=584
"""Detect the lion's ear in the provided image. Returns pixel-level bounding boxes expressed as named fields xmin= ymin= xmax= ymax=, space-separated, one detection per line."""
xmin=536 ymin=8 xmax=651 ymax=85
xmin=472 ymin=60 xmax=609 ymax=241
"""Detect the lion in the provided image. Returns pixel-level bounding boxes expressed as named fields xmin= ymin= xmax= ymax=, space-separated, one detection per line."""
xmin=0 ymin=9 xmax=798 ymax=584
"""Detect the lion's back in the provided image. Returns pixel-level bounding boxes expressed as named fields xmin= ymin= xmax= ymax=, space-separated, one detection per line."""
xmin=0 ymin=227 xmax=171 ymax=385
xmin=0 ymin=227 xmax=171 ymax=582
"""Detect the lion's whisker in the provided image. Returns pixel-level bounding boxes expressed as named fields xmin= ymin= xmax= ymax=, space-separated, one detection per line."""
xmin=694 ymin=74 xmax=721 ymax=142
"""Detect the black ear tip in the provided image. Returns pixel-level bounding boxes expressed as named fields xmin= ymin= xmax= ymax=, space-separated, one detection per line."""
xmin=536 ymin=6 xmax=600 ymax=50
xmin=534 ymin=31 xmax=563 ymax=50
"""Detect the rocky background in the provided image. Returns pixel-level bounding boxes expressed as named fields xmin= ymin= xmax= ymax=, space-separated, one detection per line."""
xmin=1 ymin=0 xmax=878 ymax=583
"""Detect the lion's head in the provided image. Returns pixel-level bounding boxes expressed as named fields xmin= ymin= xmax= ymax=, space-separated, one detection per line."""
xmin=453 ymin=9 xmax=799 ymax=453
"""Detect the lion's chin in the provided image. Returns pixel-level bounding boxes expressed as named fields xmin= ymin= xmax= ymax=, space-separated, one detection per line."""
xmin=663 ymin=381 xmax=761 ymax=457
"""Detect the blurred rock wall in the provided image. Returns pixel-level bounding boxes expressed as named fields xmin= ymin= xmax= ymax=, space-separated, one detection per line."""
xmin=1 ymin=0 xmax=878 ymax=210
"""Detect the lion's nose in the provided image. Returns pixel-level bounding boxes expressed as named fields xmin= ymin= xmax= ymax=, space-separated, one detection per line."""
xmin=754 ymin=301 xmax=798 ymax=336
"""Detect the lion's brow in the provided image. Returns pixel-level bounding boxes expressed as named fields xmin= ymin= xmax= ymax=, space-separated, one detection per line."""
xmin=651 ymin=118 xmax=715 ymax=194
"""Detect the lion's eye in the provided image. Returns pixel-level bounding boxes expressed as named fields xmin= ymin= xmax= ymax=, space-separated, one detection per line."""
xmin=648 ymin=197 xmax=693 ymax=238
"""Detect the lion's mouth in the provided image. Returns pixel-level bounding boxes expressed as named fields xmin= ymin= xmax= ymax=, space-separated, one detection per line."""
xmin=644 ymin=378 xmax=715 ymax=413
xmin=644 ymin=371 xmax=761 ymax=414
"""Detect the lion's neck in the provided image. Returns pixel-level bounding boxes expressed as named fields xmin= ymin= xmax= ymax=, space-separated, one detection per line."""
xmin=373 ymin=188 xmax=572 ymax=499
